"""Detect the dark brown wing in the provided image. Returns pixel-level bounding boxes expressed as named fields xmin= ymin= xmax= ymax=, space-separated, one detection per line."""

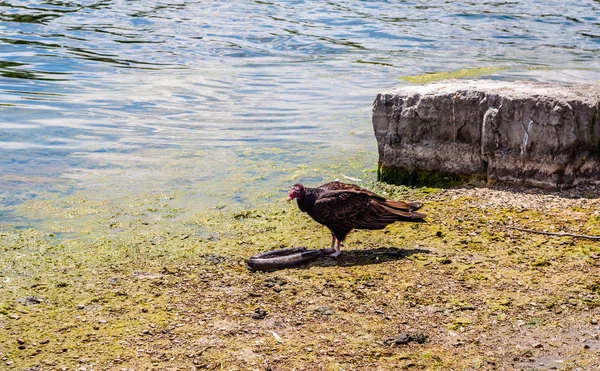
xmin=318 ymin=181 xmax=424 ymax=212
xmin=313 ymin=188 xmax=425 ymax=232
xmin=318 ymin=181 xmax=385 ymax=200
xmin=312 ymin=189 xmax=371 ymax=227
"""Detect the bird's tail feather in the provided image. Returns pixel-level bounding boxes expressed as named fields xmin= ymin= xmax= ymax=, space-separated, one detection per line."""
xmin=377 ymin=200 xmax=427 ymax=222
xmin=408 ymin=202 xmax=423 ymax=211
xmin=383 ymin=200 xmax=423 ymax=212
xmin=409 ymin=211 xmax=427 ymax=221
xmin=382 ymin=199 xmax=411 ymax=211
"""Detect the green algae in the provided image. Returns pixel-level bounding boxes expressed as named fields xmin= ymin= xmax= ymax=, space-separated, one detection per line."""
xmin=400 ymin=66 xmax=509 ymax=84
xmin=377 ymin=163 xmax=486 ymax=188
xmin=1 ymin=184 xmax=599 ymax=370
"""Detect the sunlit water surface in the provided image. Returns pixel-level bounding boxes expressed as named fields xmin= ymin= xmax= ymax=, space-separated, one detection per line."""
xmin=1 ymin=0 xmax=599 ymax=227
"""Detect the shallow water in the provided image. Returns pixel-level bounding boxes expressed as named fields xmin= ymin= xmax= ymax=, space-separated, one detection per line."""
xmin=1 ymin=0 xmax=600 ymax=225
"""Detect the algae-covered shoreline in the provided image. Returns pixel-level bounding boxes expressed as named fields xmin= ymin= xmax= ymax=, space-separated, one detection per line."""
xmin=1 ymin=183 xmax=599 ymax=370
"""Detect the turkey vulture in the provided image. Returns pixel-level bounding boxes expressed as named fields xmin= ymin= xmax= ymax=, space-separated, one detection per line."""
xmin=288 ymin=181 xmax=426 ymax=257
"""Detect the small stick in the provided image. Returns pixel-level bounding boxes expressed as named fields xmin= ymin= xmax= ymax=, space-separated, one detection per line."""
xmin=507 ymin=226 xmax=600 ymax=240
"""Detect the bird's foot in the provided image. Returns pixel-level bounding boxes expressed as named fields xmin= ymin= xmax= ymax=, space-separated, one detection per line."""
xmin=328 ymin=250 xmax=342 ymax=258
xmin=320 ymin=248 xmax=336 ymax=255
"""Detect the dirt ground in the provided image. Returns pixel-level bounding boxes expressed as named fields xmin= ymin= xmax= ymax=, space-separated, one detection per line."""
xmin=1 ymin=183 xmax=599 ymax=370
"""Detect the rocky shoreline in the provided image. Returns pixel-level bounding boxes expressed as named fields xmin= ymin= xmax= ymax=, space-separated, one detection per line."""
xmin=373 ymin=80 xmax=600 ymax=189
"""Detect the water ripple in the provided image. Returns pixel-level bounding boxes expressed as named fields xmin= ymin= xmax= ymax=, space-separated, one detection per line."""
xmin=0 ymin=0 xmax=599 ymax=217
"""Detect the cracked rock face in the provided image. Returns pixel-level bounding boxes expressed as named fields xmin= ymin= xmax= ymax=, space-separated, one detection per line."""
xmin=372 ymin=79 xmax=600 ymax=189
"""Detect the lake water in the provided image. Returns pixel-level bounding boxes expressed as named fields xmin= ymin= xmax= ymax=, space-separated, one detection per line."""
xmin=1 ymin=0 xmax=600 ymax=226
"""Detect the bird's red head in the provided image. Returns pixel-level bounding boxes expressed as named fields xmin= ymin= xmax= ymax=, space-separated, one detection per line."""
xmin=288 ymin=183 xmax=305 ymax=201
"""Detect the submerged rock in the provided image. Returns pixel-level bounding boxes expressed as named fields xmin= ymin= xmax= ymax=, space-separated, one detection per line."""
xmin=373 ymin=80 xmax=600 ymax=189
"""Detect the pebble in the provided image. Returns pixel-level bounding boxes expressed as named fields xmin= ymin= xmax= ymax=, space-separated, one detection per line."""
xmin=252 ymin=308 xmax=268 ymax=320
xmin=17 ymin=296 xmax=45 ymax=306
xmin=384 ymin=332 xmax=429 ymax=346
xmin=264 ymin=277 xmax=287 ymax=288
xmin=314 ymin=306 xmax=334 ymax=316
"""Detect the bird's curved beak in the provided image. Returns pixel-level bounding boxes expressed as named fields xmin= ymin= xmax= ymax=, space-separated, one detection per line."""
xmin=286 ymin=197 xmax=293 ymax=202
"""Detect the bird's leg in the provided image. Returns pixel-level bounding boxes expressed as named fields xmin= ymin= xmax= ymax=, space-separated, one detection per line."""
xmin=329 ymin=239 xmax=342 ymax=258
xmin=321 ymin=232 xmax=337 ymax=255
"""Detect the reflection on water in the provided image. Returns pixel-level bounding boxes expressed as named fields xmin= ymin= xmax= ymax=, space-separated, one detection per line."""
xmin=1 ymin=0 xmax=599 ymax=225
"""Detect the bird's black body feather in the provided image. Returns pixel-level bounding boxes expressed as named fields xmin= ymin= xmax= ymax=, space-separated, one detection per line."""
xmin=294 ymin=181 xmax=425 ymax=242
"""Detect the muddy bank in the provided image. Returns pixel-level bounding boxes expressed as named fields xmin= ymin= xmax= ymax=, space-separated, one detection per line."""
xmin=1 ymin=183 xmax=599 ymax=370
